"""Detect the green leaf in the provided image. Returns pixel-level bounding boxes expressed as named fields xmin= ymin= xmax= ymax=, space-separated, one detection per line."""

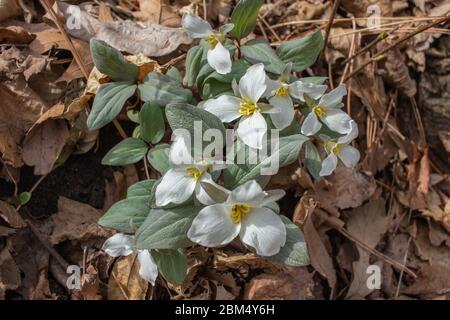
xmin=195 ymin=63 xmax=215 ymax=89
xmin=186 ymin=45 xmax=205 ymax=87
xmin=202 ymin=80 xmax=233 ymax=99
xmin=127 ymin=109 xmax=140 ymax=123
xmin=165 ymin=103 xmax=226 ymax=144
xmin=138 ymin=72 xmax=192 ymax=106
xmin=99 ymin=196 xmax=150 ymax=233
xmin=87 ymin=81 xmax=137 ymax=130
xmin=276 ymin=30 xmax=324 ymax=72
xmin=269 ymin=216 xmax=309 ymax=266
xmin=204 ymin=59 xmax=250 ymax=85
xmin=127 ymin=179 xmax=156 ymax=198
xmin=224 ymin=134 xmax=308 ymax=189
xmin=102 ymin=138 xmax=148 ymax=166
xmin=90 ymin=39 xmax=139 ymax=81
xmin=241 ymin=39 xmax=285 ymax=74
xmin=152 ymin=249 xmax=187 ymax=285
xmin=139 ymin=101 xmax=165 ymax=144
xmin=135 ymin=204 xmax=200 ymax=250
xmin=147 ymin=144 xmax=170 ymax=174
xmin=305 ymin=141 xmax=322 ymax=180
xmin=301 ymin=76 xmax=327 ymax=85
xmin=19 ymin=192 xmax=32 ymax=205
xmin=230 ymin=0 xmax=264 ymax=39
xmin=166 ymin=67 xmax=182 ymax=83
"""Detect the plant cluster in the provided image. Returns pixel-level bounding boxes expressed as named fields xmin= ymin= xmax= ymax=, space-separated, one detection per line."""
xmin=87 ymin=0 xmax=360 ymax=285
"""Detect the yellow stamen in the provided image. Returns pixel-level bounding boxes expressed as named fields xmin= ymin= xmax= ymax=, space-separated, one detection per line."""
xmin=207 ymin=35 xmax=219 ymax=49
xmin=185 ymin=167 xmax=202 ymax=181
xmin=239 ymin=98 xmax=259 ymax=116
xmin=313 ymin=105 xmax=326 ymax=119
xmin=275 ymin=86 xmax=289 ymax=97
xmin=331 ymin=144 xmax=343 ymax=155
xmin=230 ymin=204 xmax=251 ymax=224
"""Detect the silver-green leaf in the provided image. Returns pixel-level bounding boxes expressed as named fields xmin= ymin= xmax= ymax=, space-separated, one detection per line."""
xmin=102 ymin=138 xmax=148 ymax=166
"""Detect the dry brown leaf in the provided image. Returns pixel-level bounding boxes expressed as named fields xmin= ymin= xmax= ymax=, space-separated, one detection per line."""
xmin=315 ymin=167 xmax=377 ymax=210
xmin=421 ymin=199 xmax=450 ymax=233
xmin=243 ymin=268 xmax=315 ymax=300
xmin=22 ymin=119 xmax=69 ymax=175
xmin=407 ymin=144 xmax=430 ymax=210
xmin=345 ymin=199 xmax=389 ymax=299
xmin=0 ymin=0 xmax=21 ymax=22
xmin=303 ymin=212 xmax=336 ymax=291
xmin=108 ymin=254 xmax=149 ymax=300
xmin=213 ymin=251 xmax=281 ymax=274
xmin=0 ymin=200 xmax=26 ymax=228
xmin=340 ymin=0 xmax=393 ymax=21
xmin=57 ymin=2 xmax=192 ymax=58
xmin=403 ymin=263 xmax=450 ymax=297
xmin=0 ymin=25 xmax=34 ymax=43
xmin=0 ymin=247 xmax=21 ymax=293
xmin=135 ymin=0 xmax=181 ymax=27
xmin=50 ymin=196 xmax=111 ymax=245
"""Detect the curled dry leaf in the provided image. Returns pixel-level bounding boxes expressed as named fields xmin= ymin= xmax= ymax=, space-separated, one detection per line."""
xmin=0 ymin=200 xmax=26 ymax=228
xmin=345 ymin=199 xmax=389 ymax=299
xmin=108 ymin=254 xmax=149 ymax=300
xmin=57 ymin=2 xmax=192 ymax=57
xmin=50 ymin=196 xmax=112 ymax=245
xmin=0 ymin=25 xmax=34 ymax=44
xmin=243 ymin=268 xmax=316 ymax=300
xmin=0 ymin=0 xmax=21 ymax=22
xmin=0 ymin=247 xmax=21 ymax=297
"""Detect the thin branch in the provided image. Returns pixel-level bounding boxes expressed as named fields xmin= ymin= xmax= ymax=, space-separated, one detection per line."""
xmin=320 ymin=0 xmax=341 ymax=61
xmin=342 ymin=15 xmax=450 ymax=82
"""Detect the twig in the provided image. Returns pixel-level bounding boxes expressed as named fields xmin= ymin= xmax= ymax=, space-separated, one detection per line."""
xmin=258 ymin=15 xmax=281 ymax=42
xmin=339 ymin=228 xmax=417 ymax=278
xmin=342 ymin=15 xmax=450 ymax=82
xmin=410 ymin=96 xmax=426 ymax=148
xmin=257 ymin=20 xmax=268 ymax=39
xmin=203 ymin=0 xmax=207 ymax=20
xmin=341 ymin=23 xmax=404 ymax=66
xmin=271 ymin=15 xmax=449 ymax=29
xmin=320 ymin=0 xmax=341 ymax=61
xmin=143 ymin=155 xmax=151 ymax=180
xmin=339 ymin=17 xmax=357 ymax=85
xmin=395 ymin=236 xmax=412 ymax=299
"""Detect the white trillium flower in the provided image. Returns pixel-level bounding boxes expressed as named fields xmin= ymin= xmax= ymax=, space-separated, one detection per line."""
xmin=301 ymin=84 xmax=353 ymax=136
xmin=102 ymin=233 xmax=158 ymax=285
xmin=203 ymin=64 xmax=280 ymax=149
xmin=187 ymin=180 xmax=287 ymax=256
xmin=182 ymin=13 xmax=233 ymax=75
xmin=155 ymin=136 xmax=225 ymax=206
xmin=319 ymin=120 xmax=360 ymax=177
xmin=265 ymin=63 xmax=328 ymax=130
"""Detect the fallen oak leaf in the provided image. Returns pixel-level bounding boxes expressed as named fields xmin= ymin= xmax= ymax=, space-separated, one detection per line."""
xmin=0 ymin=200 xmax=26 ymax=228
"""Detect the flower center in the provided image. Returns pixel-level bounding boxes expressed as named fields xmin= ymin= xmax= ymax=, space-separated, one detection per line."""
xmin=185 ymin=167 xmax=202 ymax=181
xmin=275 ymin=86 xmax=289 ymax=97
xmin=230 ymin=204 xmax=251 ymax=224
xmin=324 ymin=141 xmax=342 ymax=155
xmin=313 ymin=105 xmax=326 ymax=119
xmin=239 ymin=99 xmax=259 ymax=116
xmin=207 ymin=35 xmax=219 ymax=49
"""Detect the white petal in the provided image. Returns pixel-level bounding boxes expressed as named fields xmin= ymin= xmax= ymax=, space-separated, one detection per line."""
xmin=301 ymin=111 xmax=321 ymax=136
xmin=259 ymin=103 xmax=280 ymax=114
xmin=319 ymin=84 xmax=347 ymax=108
xmin=319 ymin=153 xmax=338 ymax=177
xmin=236 ymin=112 xmax=267 ymax=149
xmin=240 ymin=208 xmax=286 ymax=256
xmin=219 ymin=23 xmax=234 ymax=34
xmin=338 ymin=119 xmax=358 ymax=144
xmin=268 ymin=97 xmax=295 ymax=129
xmin=264 ymin=78 xmax=282 ymax=97
xmin=232 ymin=78 xmax=240 ymax=97
xmin=137 ymin=250 xmax=158 ymax=285
xmin=264 ymin=201 xmax=280 ymax=214
xmin=204 ymin=95 xmax=241 ymax=122
xmin=289 ymin=81 xmax=327 ymax=101
xmin=239 ymin=63 xmax=266 ymax=103
xmin=155 ymin=169 xmax=196 ymax=206
xmin=207 ymin=42 xmax=232 ymax=75
xmin=102 ymin=233 xmax=134 ymax=257
xmin=338 ymin=145 xmax=360 ymax=168
xmin=227 ymin=180 xmax=265 ymax=205
xmin=187 ymin=204 xmax=240 ymax=247
xmin=280 ymin=63 xmax=293 ymax=82
xmin=321 ymin=109 xmax=352 ymax=134
xmin=262 ymin=189 xmax=286 ymax=205
xmin=181 ymin=13 xmax=213 ymax=38
xmin=194 ymin=173 xmax=218 ymax=205
xmin=199 ymin=177 xmax=231 ymax=204
xmin=169 ymin=134 xmax=193 ymax=166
